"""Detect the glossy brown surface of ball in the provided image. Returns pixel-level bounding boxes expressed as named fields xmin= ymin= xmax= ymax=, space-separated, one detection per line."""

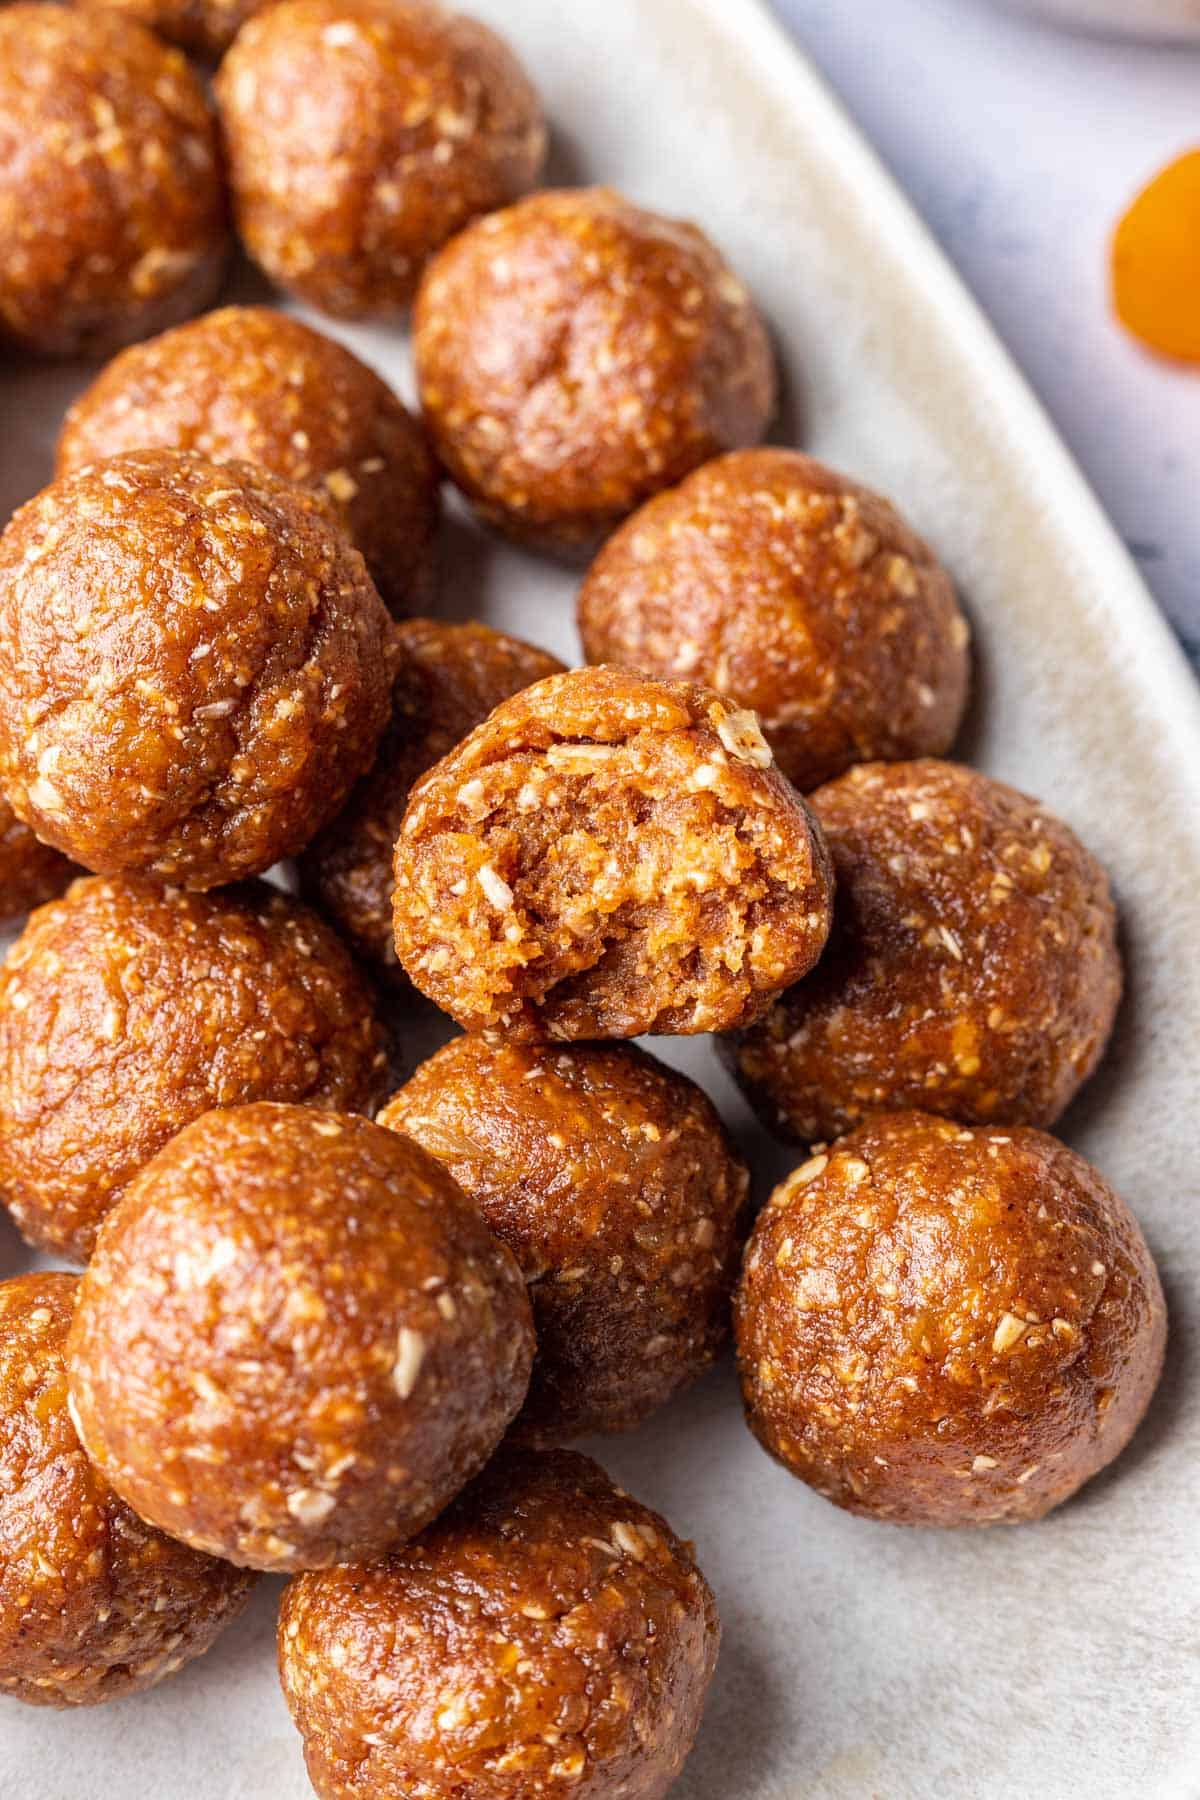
xmin=0 ymin=1272 xmax=255 ymax=1708
xmin=72 ymin=0 xmax=276 ymax=60
xmin=0 ymin=802 xmax=75 ymax=925
xmin=68 ymin=1105 xmax=534 ymax=1572
xmin=724 ymin=760 xmax=1121 ymax=1141
xmin=392 ymin=665 xmax=834 ymax=1039
xmin=380 ymin=1036 xmax=749 ymax=1442
xmin=735 ymin=1113 xmax=1166 ymax=1525
xmin=0 ymin=451 xmax=395 ymax=889
xmin=278 ymin=1447 xmax=720 ymax=1799
xmin=578 ymin=450 xmax=970 ymax=792
xmin=215 ymin=0 xmax=546 ymax=319
xmin=57 ymin=307 xmax=440 ymax=617
xmin=0 ymin=6 xmax=227 ymax=358
xmin=300 ymin=619 xmax=563 ymax=978
xmin=0 ymin=875 xmax=389 ymax=1262
xmin=414 ymin=187 xmax=777 ymax=554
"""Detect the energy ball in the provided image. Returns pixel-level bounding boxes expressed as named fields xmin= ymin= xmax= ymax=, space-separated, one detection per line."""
xmin=724 ymin=760 xmax=1121 ymax=1142
xmin=71 ymin=0 xmax=276 ymax=60
xmin=67 ymin=1104 xmax=534 ymax=1572
xmin=0 ymin=1272 xmax=255 ymax=1708
xmin=57 ymin=307 xmax=440 ymax=618
xmin=414 ymin=186 xmax=777 ymax=554
xmin=278 ymin=1447 xmax=721 ymax=1800
xmin=0 ymin=802 xmax=74 ymax=925
xmin=391 ymin=665 xmax=834 ymax=1040
xmin=299 ymin=619 xmax=564 ymax=980
xmin=0 ymin=6 xmax=227 ymax=359
xmin=215 ymin=0 xmax=546 ymax=319
xmin=0 ymin=875 xmax=389 ymax=1263
xmin=380 ymin=1035 xmax=750 ymax=1442
xmin=578 ymin=450 xmax=971 ymax=792
xmin=735 ymin=1112 xmax=1166 ymax=1526
xmin=0 ymin=450 xmax=395 ymax=890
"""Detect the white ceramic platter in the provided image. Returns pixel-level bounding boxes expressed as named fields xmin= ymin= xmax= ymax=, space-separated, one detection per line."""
xmin=3 ymin=1 xmax=1200 ymax=1794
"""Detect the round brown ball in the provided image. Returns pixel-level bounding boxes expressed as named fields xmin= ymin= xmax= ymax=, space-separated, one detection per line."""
xmin=578 ymin=449 xmax=971 ymax=792
xmin=0 ymin=1271 xmax=255 ymax=1708
xmin=0 ymin=450 xmax=395 ymax=890
xmin=391 ymin=664 xmax=834 ymax=1040
xmin=215 ymin=0 xmax=546 ymax=319
xmin=299 ymin=618 xmax=564 ymax=979
xmin=68 ymin=1103 xmax=535 ymax=1572
xmin=724 ymin=759 xmax=1121 ymax=1141
xmin=0 ymin=6 xmax=227 ymax=359
xmin=735 ymin=1112 xmax=1166 ymax=1526
xmin=278 ymin=1447 xmax=720 ymax=1800
xmin=413 ymin=186 xmax=777 ymax=555
xmin=0 ymin=801 xmax=75 ymax=925
xmin=71 ymin=0 xmax=276 ymax=60
xmin=380 ymin=1035 xmax=750 ymax=1443
xmin=57 ymin=307 xmax=440 ymax=617
xmin=0 ymin=875 xmax=389 ymax=1262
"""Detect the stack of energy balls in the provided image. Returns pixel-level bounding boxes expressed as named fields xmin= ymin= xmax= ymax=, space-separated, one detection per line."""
xmin=0 ymin=3 xmax=1166 ymax=1796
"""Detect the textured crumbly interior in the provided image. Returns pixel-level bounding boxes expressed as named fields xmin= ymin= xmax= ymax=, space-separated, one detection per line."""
xmin=394 ymin=674 xmax=832 ymax=1039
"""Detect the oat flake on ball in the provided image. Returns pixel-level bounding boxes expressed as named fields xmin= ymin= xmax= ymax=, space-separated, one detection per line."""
xmin=735 ymin=1112 xmax=1166 ymax=1526
xmin=414 ymin=186 xmax=777 ymax=554
xmin=67 ymin=1104 xmax=535 ymax=1573
xmin=0 ymin=1272 xmax=256 ymax=1708
xmin=0 ymin=5 xmax=227 ymax=358
xmin=0 ymin=450 xmax=395 ymax=890
xmin=278 ymin=1447 xmax=721 ymax=1800
xmin=391 ymin=664 xmax=834 ymax=1040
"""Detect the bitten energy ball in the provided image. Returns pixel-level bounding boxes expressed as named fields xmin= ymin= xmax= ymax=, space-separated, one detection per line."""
xmin=0 ymin=451 xmax=394 ymax=889
xmin=300 ymin=619 xmax=564 ymax=979
xmin=414 ymin=186 xmax=777 ymax=554
xmin=0 ymin=1272 xmax=255 ymax=1708
xmin=392 ymin=665 xmax=834 ymax=1039
xmin=57 ymin=307 xmax=440 ymax=617
xmin=0 ymin=6 xmax=227 ymax=358
xmin=380 ymin=1035 xmax=750 ymax=1442
xmin=0 ymin=802 xmax=74 ymax=925
xmin=216 ymin=0 xmax=546 ymax=318
xmin=736 ymin=1113 xmax=1166 ymax=1526
xmin=0 ymin=876 xmax=389 ymax=1263
xmin=68 ymin=1104 xmax=534 ymax=1572
xmin=578 ymin=450 xmax=971 ymax=792
xmin=72 ymin=0 xmax=275 ymax=60
xmin=278 ymin=1447 xmax=721 ymax=1800
xmin=725 ymin=760 xmax=1121 ymax=1141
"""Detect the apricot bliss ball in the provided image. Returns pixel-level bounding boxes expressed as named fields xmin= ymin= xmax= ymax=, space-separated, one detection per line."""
xmin=0 ymin=6 xmax=227 ymax=358
xmin=724 ymin=759 xmax=1122 ymax=1142
xmin=67 ymin=1104 xmax=534 ymax=1573
xmin=413 ymin=186 xmax=777 ymax=554
xmin=735 ymin=1112 xmax=1166 ymax=1527
xmin=0 ymin=450 xmax=395 ymax=890
xmin=577 ymin=449 xmax=971 ymax=792
xmin=278 ymin=1448 xmax=721 ymax=1800
xmin=299 ymin=619 xmax=564 ymax=980
xmin=0 ymin=1272 xmax=255 ymax=1709
xmin=215 ymin=0 xmax=546 ymax=319
xmin=57 ymin=307 xmax=440 ymax=618
xmin=380 ymin=1035 xmax=750 ymax=1443
xmin=0 ymin=875 xmax=389 ymax=1263
xmin=0 ymin=802 xmax=74 ymax=925
xmin=391 ymin=665 xmax=834 ymax=1040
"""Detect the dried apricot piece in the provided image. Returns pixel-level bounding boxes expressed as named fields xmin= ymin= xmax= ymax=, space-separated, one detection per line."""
xmin=1112 ymin=148 xmax=1200 ymax=362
